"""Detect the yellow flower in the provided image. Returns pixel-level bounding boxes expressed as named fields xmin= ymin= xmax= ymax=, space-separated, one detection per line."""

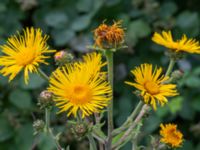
xmin=125 ymin=64 xmax=178 ymax=109
xmin=0 ymin=27 xmax=55 ymax=84
xmin=160 ymin=123 xmax=183 ymax=148
xmin=48 ymin=52 xmax=112 ymax=118
xmin=94 ymin=21 xmax=125 ymax=49
xmin=152 ymin=30 xmax=200 ymax=54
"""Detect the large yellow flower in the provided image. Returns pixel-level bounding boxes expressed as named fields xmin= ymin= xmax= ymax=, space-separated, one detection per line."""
xmin=160 ymin=123 xmax=183 ymax=148
xmin=152 ymin=30 xmax=200 ymax=54
xmin=125 ymin=64 xmax=178 ymax=109
xmin=48 ymin=52 xmax=112 ymax=118
xmin=0 ymin=27 xmax=55 ymax=84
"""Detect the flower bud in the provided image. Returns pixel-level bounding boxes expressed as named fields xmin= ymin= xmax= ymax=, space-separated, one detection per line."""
xmin=33 ymin=119 xmax=45 ymax=135
xmin=71 ymin=123 xmax=88 ymax=140
xmin=94 ymin=21 xmax=125 ymax=50
xmin=54 ymin=50 xmax=74 ymax=65
xmin=165 ymin=50 xmax=185 ymax=60
xmin=38 ymin=90 xmax=53 ymax=109
xmin=171 ymin=70 xmax=184 ymax=80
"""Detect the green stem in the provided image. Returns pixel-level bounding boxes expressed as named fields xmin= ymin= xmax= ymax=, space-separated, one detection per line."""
xmin=112 ymin=101 xmax=143 ymax=136
xmin=38 ymin=68 xmax=49 ymax=81
xmin=165 ymin=59 xmax=176 ymax=76
xmin=38 ymin=69 xmax=62 ymax=150
xmin=88 ymin=134 xmax=97 ymax=150
xmin=45 ymin=108 xmax=63 ymax=150
xmin=112 ymin=105 xmax=149 ymax=149
xmin=49 ymin=129 xmax=63 ymax=150
xmin=45 ymin=108 xmax=50 ymax=132
xmin=105 ymin=50 xmax=114 ymax=150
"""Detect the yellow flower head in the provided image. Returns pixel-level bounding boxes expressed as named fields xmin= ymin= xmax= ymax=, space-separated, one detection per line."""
xmin=152 ymin=30 xmax=200 ymax=54
xmin=125 ymin=64 xmax=178 ymax=109
xmin=48 ymin=52 xmax=112 ymax=118
xmin=94 ymin=21 xmax=125 ymax=49
xmin=160 ymin=123 xmax=183 ymax=148
xmin=0 ymin=27 xmax=55 ymax=84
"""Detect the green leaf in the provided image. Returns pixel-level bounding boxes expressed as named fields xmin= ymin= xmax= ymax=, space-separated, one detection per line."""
xmin=38 ymin=133 xmax=56 ymax=150
xmin=45 ymin=11 xmax=68 ymax=28
xmin=20 ymin=73 xmax=46 ymax=90
xmin=70 ymin=15 xmax=92 ymax=31
xmin=156 ymin=106 xmax=169 ymax=117
xmin=0 ymin=116 xmax=14 ymax=142
xmin=144 ymin=115 xmax=161 ymax=133
xmin=179 ymin=99 xmax=195 ymax=120
xmin=0 ymin=75 xmax=8 ymax=86
xmin=176 ymin=11 xmax=199 ymax=36
xmin=191 ymin=97 xmax=200 ymax=112
xmin=168 ymin=96 xmax=183 ymax=114
xmin=185 ymin=76 xmax=200 ymax=88
xmin=159 ymin=2 xmax=177 ymax=19
xmin=179 ymin=141 xmax=194 ymax=150
xmin=9 ymin=89 xmax=32 ymax=109
xmin=76 ymin=0 xmax=93 ymax=13
xmin=127 ymin=19 xmax=151 ymax=46
xmin=52 ymin=29 xmax=75 ymax=46
xmin=112 ymin=132 xmax=124 ymax=145
xmin=15 ymin=123 xmax=34 ymax=150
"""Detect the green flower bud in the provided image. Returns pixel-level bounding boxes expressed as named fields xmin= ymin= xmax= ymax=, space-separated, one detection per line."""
xmin=71 ymin=123 xmax=88 ymax=140
xmin=33 ymin=119 xmax=45 ymax=135
xmin=171 ymin=70 xmax=184 ymax=80
xmin=38 ymin=90 xmax=53 ymax=109
xmin=54 ymin=50 xmax=74 ymax=66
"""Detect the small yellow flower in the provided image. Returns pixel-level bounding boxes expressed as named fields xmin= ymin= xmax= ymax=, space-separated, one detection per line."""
xmin=152 ymin=30 xmax=200 ymax=54
xmin=0 ymin=27 xmax=55 ymax=84
xmin=125 ymin=64 xmax=178 ymax=109
xmin=48 ymin=52 xmax=112 ymax=118
xmin=94 ymin=21 xmax=125 ymax=49
xmin=160 ymin=123 xmax=183 ymax=148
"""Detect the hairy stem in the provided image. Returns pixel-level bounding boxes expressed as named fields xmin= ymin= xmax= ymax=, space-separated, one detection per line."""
xmin=112 ymin=105 xmax=150 ymax=149
xmin=45 ymin=108 xmax=50 ymax=132
xmin=105 ymin=50 xmax=114 ymax=150
xmin=88 ymin=134 xmax=97 ymax=150
xmin=38 ymin=68 xmax=49 ymax=81
xmin=37 ymin=69 xmax=62 ymax=150
xmin=44 ymin=108 xmax=63 ymax=150
xmin=165 ymin=59 xmax=175 ymax=76
xmin=49 ymin=129 xmax=63 ymax=150
xmin=112 ymin=101 xmax=143 ymax=136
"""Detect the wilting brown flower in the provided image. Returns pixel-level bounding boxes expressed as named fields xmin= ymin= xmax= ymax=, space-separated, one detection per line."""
xmin=94 ymin=21 xmax=125 ymax=49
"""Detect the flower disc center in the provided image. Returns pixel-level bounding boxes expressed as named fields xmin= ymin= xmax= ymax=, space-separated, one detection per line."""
xmin=144 ymin=81 xmax=159 ymax=95
xmin=71 ymin=85 xmax=91 ymax=104
xmin=16 ymin=51 xmax=35 ymax=66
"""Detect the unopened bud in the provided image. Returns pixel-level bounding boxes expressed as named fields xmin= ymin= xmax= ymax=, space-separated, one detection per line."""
xmin=133 ymin=90 xmax=143 ymax=99
xmin=54 ymin=50 xmax=74 ymax=65
xmin=171 ymin=70 xmax=184 ymax=80
xmin=71 ymin=123 xmax=88 ymax=140
xmin=33 ymin=120 xmax=45 ymax=135
xmin=38 ymin=90 xmax=53 ymax=109
xmin=165 ymin=50 xmax=185 ymax=60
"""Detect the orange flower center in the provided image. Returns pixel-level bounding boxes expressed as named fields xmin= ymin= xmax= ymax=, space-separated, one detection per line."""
xmin=16 ymin=50 xmax=36 ymax=66
xmin=144 ymin=81 xmax=159 ymax=95
xmin=70 ymin=85 xmax=92 ymax=105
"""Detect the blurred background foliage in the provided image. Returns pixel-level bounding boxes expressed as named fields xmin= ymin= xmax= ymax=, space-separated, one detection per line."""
xmin=0 ymin=0 xmax=200 ymax=149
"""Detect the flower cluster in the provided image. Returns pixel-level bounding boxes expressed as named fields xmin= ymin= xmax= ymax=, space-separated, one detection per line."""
xmin=1 ymin=23 xmax=199 ymax=150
